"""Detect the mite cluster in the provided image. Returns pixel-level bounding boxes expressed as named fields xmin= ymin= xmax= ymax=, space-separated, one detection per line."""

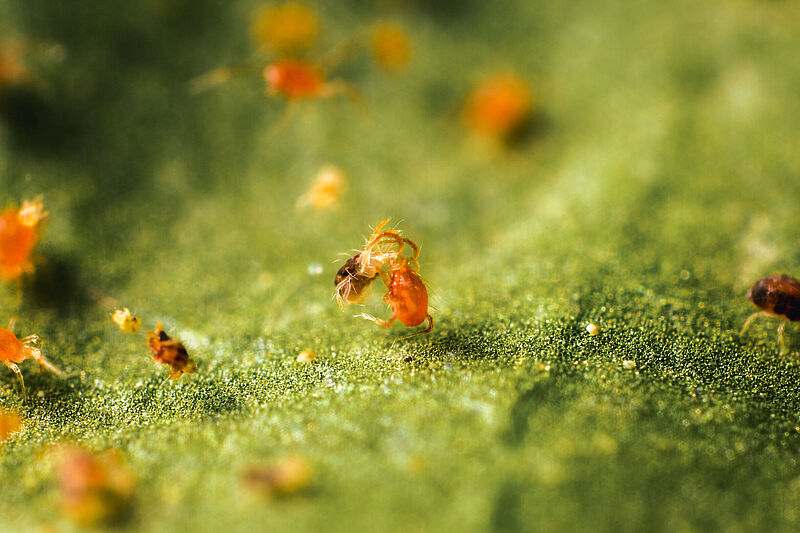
xmin=335 ymin=220 xmax=432 ymax=334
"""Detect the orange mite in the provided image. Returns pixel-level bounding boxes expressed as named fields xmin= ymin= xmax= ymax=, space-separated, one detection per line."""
xmin=372 ymin=239 xmax=433 ymax=333
xmin=0 ymin=322 xmax=63 ymax=394
xmin=371 ymin=22 xmax=412 ymax=72
xmin=243 ymin=454 xmax=313 ymax=497
xmin=263 ymin=58 xmax=358 ymax=103
xmin=741 ymin=274 xmax=800 ymax=355
xmin=462 ymin=72 xmax=533 ymax=140
xmin=0 ymin=197 xmax=47 ymax=282
xmin=146 ymin=322 xmax=197 ymax=379
xmin=251 ymin=2 xmax=320 ymax=54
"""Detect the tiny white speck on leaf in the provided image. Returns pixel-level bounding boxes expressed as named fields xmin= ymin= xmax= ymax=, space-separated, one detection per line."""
xmin=586 ymin=323 xmax=600 ymax=336
xmin=622 ymin=360 xmax=636 ymax=370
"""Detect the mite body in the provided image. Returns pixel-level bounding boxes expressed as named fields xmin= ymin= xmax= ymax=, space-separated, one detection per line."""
xmin=741 ymin=274 xmax=800 ymax=354
xmin=0 ymin=323 xmax=64 ymax=395
xmin=463 ymin=72 xmax=533 ymax=141
xmin=335 ymin=253 xmax=378 ymax=305
xmin=264 ymin=58 xmax=359 ymax=104
xmin=251 ymin=2 xmax=319 ymax=54
xmin=380 ymin=261 xmax=432 ymax=331
xmin=0 ymin=198 xmax=47 ymax=282
xmin=146 ymin=323 xmax=196 ymax=379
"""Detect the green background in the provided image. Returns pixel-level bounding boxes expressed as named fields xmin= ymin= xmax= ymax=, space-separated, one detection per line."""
xmin=2 ymin=0 xmax=800 ymax=531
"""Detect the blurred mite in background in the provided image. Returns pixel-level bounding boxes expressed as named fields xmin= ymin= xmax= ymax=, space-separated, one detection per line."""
xmin=0 ymin=409 xmax=22 ymax=444
xmin=371 ymin=22 xmax=412 ymax=73
xmin=243 ymin=454 xmax=313 ymax=497
xmin=295 ymin=164 xmax=348 ymax=211
xmin=251 ymin=2 xmax=320 ymax=54
xmin=189 ymin=2 xmax=362 ymax=114
xmin=336 ymin=220 xmax=433 ymax=334
xmin=0 ymin=318 xmax=64 ymax=397
xmin=56 ymin=447 xmax=136 ymax=527
xmin=741 ymin=274 xmax=800 ymax=355
xmin=462 ymin=72 xmax=533 ymax=144
xmin=0 ymin=197 xmax=47 ymax=288
xmin=0 ymin=41 xmax=31 ymax=88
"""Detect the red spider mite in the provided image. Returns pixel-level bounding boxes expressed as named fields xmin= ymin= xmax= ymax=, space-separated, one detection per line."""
xmin=740 ymin=274 xmax=800 ymax=355
xmin=0 ymin=319 xmax=64 ymax=395
xmin=263 ymin=57 xmax=360 ymax=103
xmin=371 ymin=237 xmax=433 ymax=334
xmin=0 ymin=197 xmax=47 ymax=283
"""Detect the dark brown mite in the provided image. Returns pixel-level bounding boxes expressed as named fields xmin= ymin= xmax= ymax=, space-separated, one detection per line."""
xmin=741 ymin=274 xmax=800 ymax=354
xmin=334 ymin=253 xmax=377 ymax=306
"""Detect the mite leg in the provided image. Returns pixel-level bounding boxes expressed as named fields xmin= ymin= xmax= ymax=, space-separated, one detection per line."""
xmin=320 ymin=37 xmax=360 ymax=72
xmin=403 ymin=238 xmax=420 ymax=269
xmin=34 ymin=354 xmax=65 ymax=378
xmin=3 ymin=360 xmax=25 ymax=397
xmin=357 ymin=312 xmax=397 ymax=328
xmin=322 ymin=80 xmax=367 ymax=114
xmin=778 ymin=321 xmax=789 ymax=355
xmin=188 ymin=62 xmax=262 ymax=94
xmin=420 ymin=314 xmax=433 ymax=334
xmin=740 ymin=311 xmax=775 ymax=336
xmin=7 ymin=316 xmax=17 ymax=333
xmin=400 ymin=315 xmax=434 ymax=340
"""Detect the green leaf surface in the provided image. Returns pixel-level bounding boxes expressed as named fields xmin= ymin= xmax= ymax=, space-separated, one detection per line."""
xmin=2 ymin=0 xmax=800 ymax=531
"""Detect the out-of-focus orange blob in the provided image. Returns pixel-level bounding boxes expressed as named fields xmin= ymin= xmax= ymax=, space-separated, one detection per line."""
xmin=243 ymin=454 xmax=312 ymax=496
xmin=296 ymin=164 xmax=347 ymax=210
xmin=0 ymin=410 xmax=22 ymax=444
xmin=251 ymin=2 xmax=320 ymax=53
xmin=264 ymin=58 xmax=325 ymax=99
xmin=0 ymin=42 xmax=29 ymax=87
xmin=0 ymin=198 xmax=47 ymax=282
xmin=371 ymin=22 xmax=411 ymax=72
xmin=462 ymin=73 xmax=533 ymax=140
xmin=57 ymin=448 xmax=136 ymax=526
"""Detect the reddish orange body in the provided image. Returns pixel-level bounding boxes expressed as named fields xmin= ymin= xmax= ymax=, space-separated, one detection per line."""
xmin=57 ymin=448 xmax=136 ymax=526
xmin=463 ymin=73 xmax=533 ymax=140
xmin=0 ymin=323 xmax=63 ymax=394
xmin=264 ymin=59 xmax=325 ymax=99
xmin=0 ymin=326 xmax=38 ymax=364
xmin=0 ymin=199 xmax=46 ymax=281
xmin=384 ymin=262 xmax=429 ymax=328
